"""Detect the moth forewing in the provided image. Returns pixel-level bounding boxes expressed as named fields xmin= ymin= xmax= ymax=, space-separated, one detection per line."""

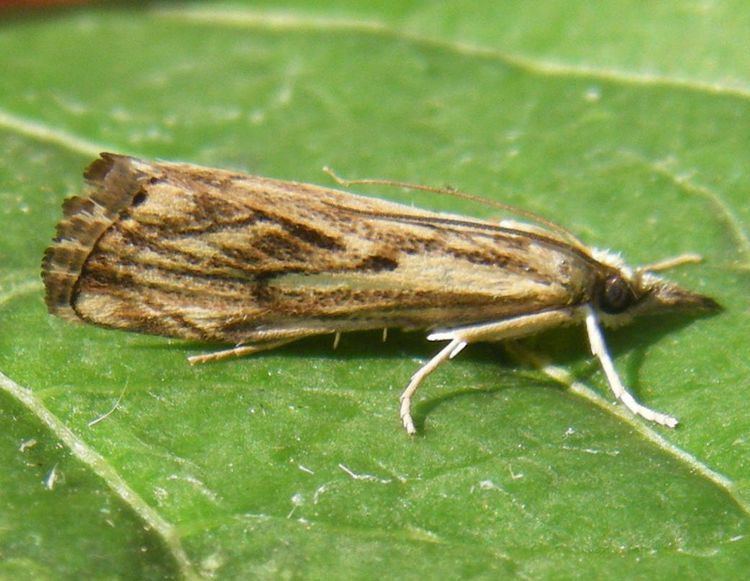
xmin=42 ymin=153 xmax=720 ymax=434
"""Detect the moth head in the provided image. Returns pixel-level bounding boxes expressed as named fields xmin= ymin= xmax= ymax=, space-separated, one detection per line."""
xmin=591 ymin=250 xmax=721 ymax=325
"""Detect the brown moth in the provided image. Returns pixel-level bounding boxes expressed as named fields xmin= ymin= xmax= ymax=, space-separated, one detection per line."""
xmin=42 ymin=153 xmax=719 ymax=434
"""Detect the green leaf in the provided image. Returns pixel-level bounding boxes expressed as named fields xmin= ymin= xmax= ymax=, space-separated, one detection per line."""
xmin=1 ymin=2 xmax=749 ymax=578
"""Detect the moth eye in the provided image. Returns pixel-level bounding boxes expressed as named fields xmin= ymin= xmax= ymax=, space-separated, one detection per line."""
xmin=599 ymin=274 xmax=636 ymax=314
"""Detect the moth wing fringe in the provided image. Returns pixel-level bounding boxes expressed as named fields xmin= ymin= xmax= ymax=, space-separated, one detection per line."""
xmin=41 ymin=153 xmax=150 ymax=321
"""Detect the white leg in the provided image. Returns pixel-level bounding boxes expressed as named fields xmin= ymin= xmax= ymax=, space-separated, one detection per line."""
xmin=400 ymin=338 xmax=466 ymax=435
xmin=584 ymin=305 xmax=678 ymax=427
xmin=428 ymin=308 xmax=579 ymax=344
xmin=401 ymin=308 xmax=581 ymax=434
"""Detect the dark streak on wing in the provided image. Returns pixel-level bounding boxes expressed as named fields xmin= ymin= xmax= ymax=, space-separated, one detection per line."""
xmin=191 ymin=190 xmax=346 ymax=251
xmin=358 ymin=254 xmax=399 ymax=271
xmin=325 ymin=203 xmax=600 ymax=268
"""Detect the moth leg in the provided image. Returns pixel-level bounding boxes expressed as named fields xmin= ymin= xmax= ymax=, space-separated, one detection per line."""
xmin=428 ymin=309 xmax=578 ymax=344
xmin=401 ymin=309 xmax=579 ymax=434
xmin=188 ymin=340 xmax=296 ymax=365
xmin=584 ymin=305 xmax=678 ymax=427
xmin=400 ymin=338 xmax=467 ymax=435
xmin=188 ymin=328 xmax=339 ymax=365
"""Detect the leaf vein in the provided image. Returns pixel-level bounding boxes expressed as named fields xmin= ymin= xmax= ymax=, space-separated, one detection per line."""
xmin=155 ymin=6 xmax=750 ymax=101
xmin=0 ymin=370 xmax=200 ymax=580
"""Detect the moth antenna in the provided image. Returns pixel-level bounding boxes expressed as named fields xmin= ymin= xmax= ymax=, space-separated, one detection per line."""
xmin=322 ymin=166 xmax=587 ymax=251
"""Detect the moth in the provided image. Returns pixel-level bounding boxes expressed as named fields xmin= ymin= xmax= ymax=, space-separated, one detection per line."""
xmin=42 ymin=153 xmax=719 ymax=434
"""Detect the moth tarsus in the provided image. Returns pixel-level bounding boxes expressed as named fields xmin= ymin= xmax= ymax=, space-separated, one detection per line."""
xmin=42 ymin=153 xmax=720 ymax=434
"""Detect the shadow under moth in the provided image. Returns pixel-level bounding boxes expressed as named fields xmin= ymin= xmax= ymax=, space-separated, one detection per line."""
xmin=42 ymin=153 xmax=719 ymax=434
